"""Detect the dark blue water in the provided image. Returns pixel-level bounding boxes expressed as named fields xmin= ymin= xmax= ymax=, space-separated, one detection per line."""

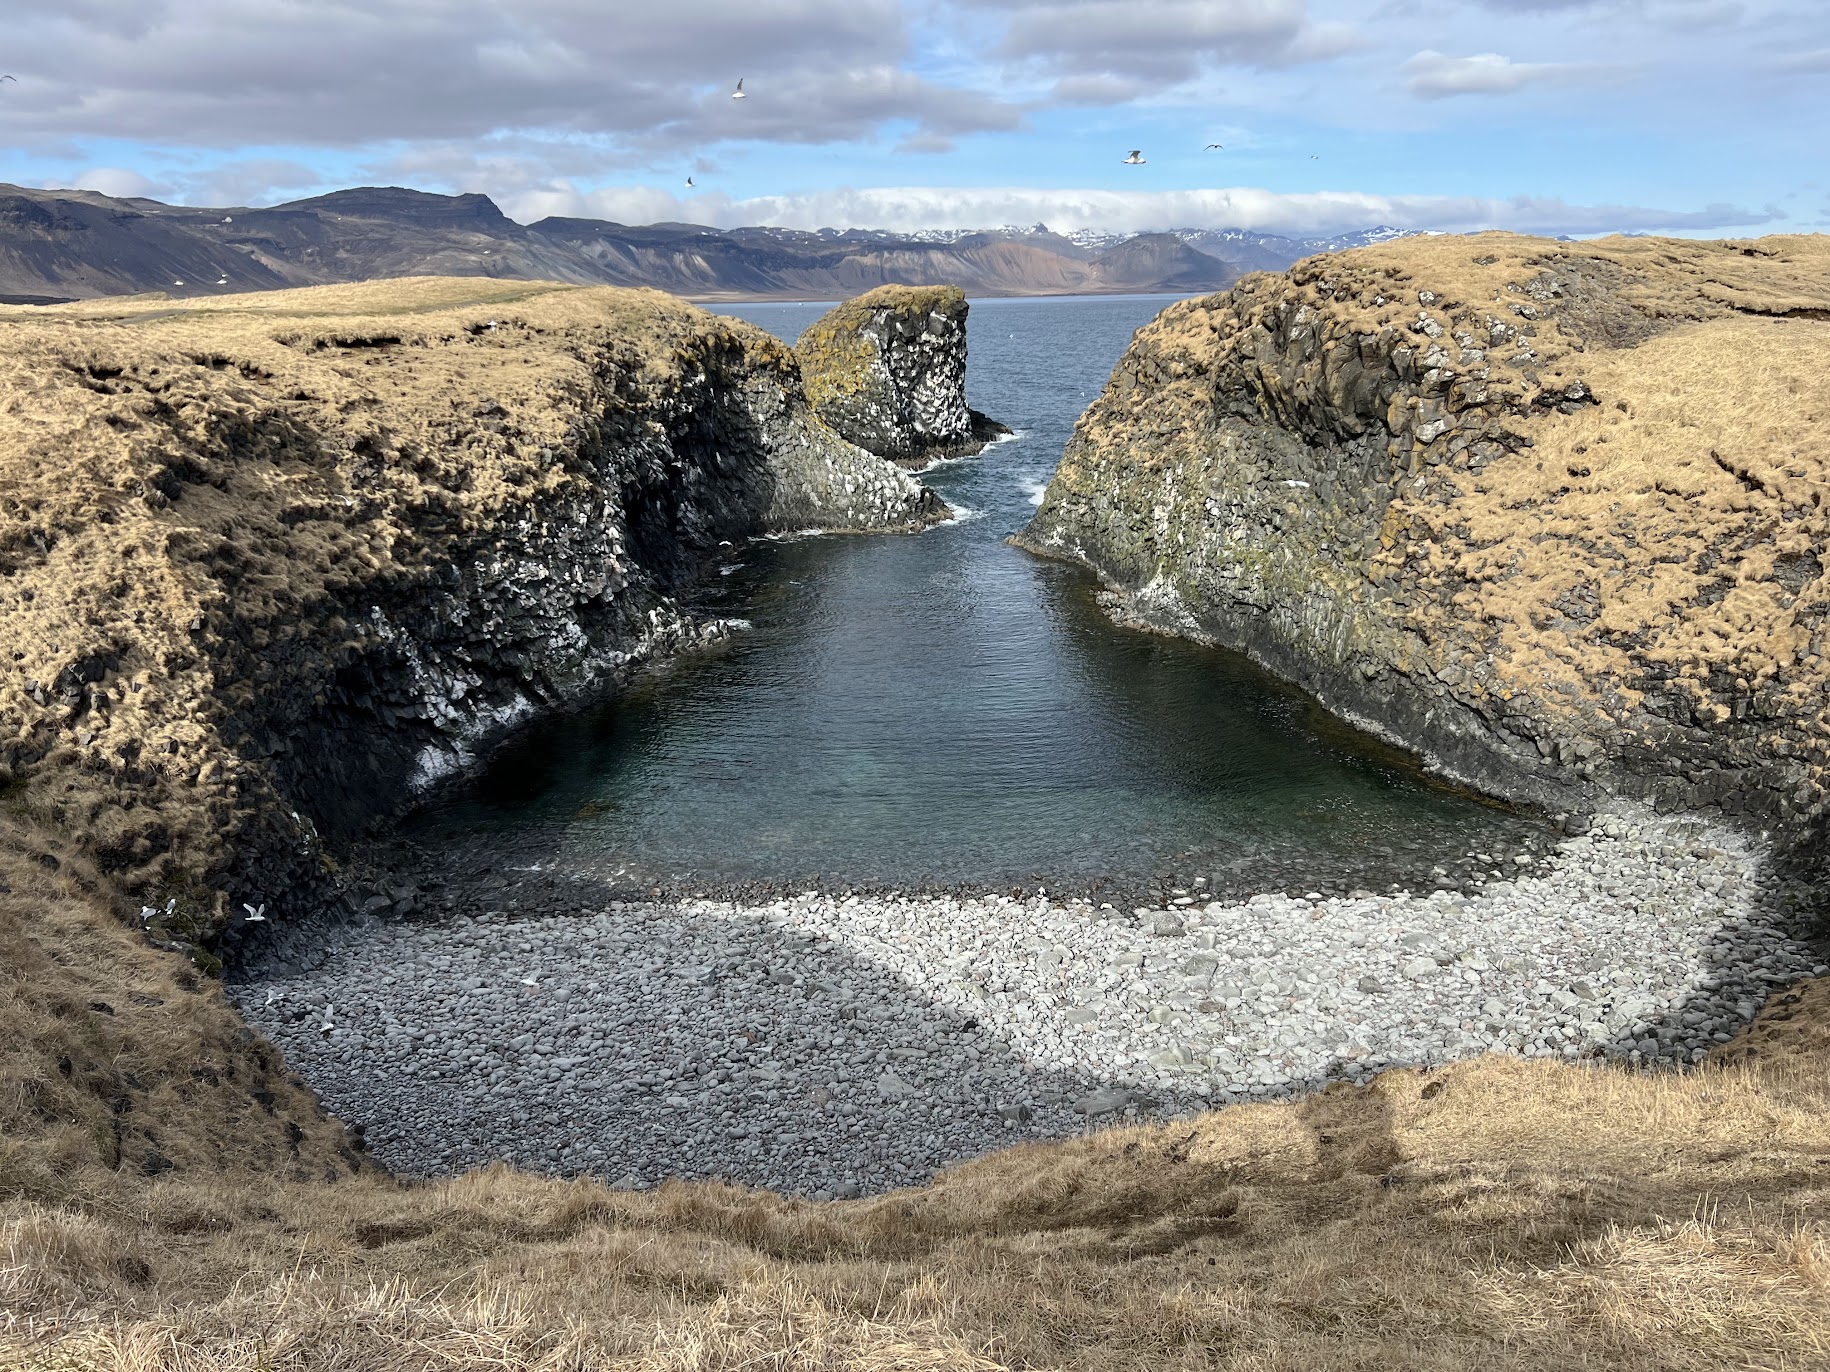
xmin=422 ymin=296 xmax=1542 ymax=896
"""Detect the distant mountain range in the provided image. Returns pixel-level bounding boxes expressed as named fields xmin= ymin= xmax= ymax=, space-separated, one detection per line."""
xmin=0 ymin=183 xmax=1428 ymax=304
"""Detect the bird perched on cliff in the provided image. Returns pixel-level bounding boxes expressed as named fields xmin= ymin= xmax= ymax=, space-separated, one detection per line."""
xmin=243 ymin=903 xmax=266 ymax=923
xmin=1123 ymin=150 xmax=1146 ymax=164
xmin=731 ymin=78 xmax=746 ymax=99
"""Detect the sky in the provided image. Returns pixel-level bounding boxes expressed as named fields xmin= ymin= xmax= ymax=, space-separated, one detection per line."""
xmin=0 ymin=0 xmax=1823 ymax=237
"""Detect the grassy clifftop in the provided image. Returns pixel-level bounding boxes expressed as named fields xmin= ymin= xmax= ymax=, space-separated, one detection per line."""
xmin=1025 ymin=233 xmax=1830 ymax=854
xmin=0 ymin=277 xmax=938 ymax=949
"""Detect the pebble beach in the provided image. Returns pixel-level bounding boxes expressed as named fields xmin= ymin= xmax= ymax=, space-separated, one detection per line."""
xmin=231 ymin=802 xmax=1824 ymax=1197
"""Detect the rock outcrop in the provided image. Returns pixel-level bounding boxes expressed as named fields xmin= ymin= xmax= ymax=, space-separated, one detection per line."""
xmin=796 ymin=284 xmax=1009 ymax=467
xmin=1021 ymin=232 xmax=1830 ymax=869
xmin=0 ymin=277 xmax=946 ymax=940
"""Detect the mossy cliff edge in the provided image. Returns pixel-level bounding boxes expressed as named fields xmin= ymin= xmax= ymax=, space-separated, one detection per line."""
xmin=1021 ymin=233 xmax=1830 ymax=865
xmin=796 ymin=283 xmax=1009 ymax=467
xmin=0 ymin=277 xmax=944 ymax=944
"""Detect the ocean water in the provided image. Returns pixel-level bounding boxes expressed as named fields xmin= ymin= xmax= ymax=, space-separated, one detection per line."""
xmin=416 ymin=295 xmax=1543 ymax=895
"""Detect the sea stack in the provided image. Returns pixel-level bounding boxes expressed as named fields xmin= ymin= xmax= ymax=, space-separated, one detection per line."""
xmin=795 ymin=283 xmax=1009 ymax=467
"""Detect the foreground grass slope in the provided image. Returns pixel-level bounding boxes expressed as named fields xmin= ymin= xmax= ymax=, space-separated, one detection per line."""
xmin=4 ymin=258 xmax=1830 ymax=1369
xmin=7 ymin=826 xmax=1829 ymax=1369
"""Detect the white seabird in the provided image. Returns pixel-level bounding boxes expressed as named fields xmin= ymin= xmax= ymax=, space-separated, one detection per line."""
xmin=731 ymin=77 xmax=746 ymax=99
xmin=1122 ymin=149 xmax=1146 ymax=164
xmin=243 ymin=902 xmax=266 ymax=922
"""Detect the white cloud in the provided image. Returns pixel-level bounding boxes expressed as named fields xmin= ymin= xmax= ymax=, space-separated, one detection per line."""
xmin=0 ymin=0 xmax=1022 ymax=151
xmin=69 ymin=167 xmax=169 ymax=199
xmin=1401 ymin=48 xmax=1605 ymax=97
xmin=493 ymin=180 xmax=1775 ymax=237
xmin=965 ymin=0 xmax=1361 ymax=85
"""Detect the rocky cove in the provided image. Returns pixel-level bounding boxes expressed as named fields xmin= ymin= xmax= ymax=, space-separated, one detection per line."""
xmin=6 ymin=246 xmax=1829 ymax=1203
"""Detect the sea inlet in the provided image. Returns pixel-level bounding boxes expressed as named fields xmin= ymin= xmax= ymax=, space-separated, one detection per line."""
xmin=411 ymin=294 xmax=1545 ymax=901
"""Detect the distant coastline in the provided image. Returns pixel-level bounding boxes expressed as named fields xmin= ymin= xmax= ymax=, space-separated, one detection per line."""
xmin=0 ymin=180 xmax=1428 ymax=305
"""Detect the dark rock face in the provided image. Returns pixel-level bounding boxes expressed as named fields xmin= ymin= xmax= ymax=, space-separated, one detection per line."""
xmin=1019 ymin=231 xmax=1830 ymax=874
xmin=0 ymin=281 xmax=946 ymax=935
xmin=795 ymin=284 xmax=1009 ymax=468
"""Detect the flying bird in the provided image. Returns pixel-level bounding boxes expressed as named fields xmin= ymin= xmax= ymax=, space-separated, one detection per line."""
xmin=0 ymin=76 xmax=15 ymax=85
xmin=519 ymin=972 xmax=541 ymax=988
xmin=243 ymin=902 xmax=266 ymax=922
xmin=1122 ymin=150 xmax=1146 ymax=164
xmin=319 ymin=1004 xmax=335 ymax=1034
xmin=685 ymin=176 xmax=695 ymax=188
xmin=731 ymin=78 xmax=746 ymax=99
xmin=1204 ymin=143 xmax=1224 ymax=150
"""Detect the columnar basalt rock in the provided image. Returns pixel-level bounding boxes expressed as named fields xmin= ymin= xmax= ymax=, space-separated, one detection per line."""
xmin=795 ymin=284 xmax=1009 ymax=467
xmin=0 ymin=278 xmax=947 ymax=937
xmin=1020 ymin=232 xmax=1830 ymax=873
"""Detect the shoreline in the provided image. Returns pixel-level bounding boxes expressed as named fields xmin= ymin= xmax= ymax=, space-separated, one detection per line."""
xmin=228 ymin=799 xmax=1825 ymax=1198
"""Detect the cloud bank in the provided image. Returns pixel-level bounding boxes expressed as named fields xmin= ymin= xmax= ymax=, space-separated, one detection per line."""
xmin=502 ymin=182 xmax=1776 ymax=237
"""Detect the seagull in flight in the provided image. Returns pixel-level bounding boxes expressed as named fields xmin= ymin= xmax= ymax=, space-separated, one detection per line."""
xmin=319 ymin=1004 xmax=335 ymax=1034
xmin=519 ymin=972 xmax=541 ymax=988
xmin=685 ymin=176 xmax=695 ymax=189
xmin=731 ymin=77 xmax=746 ymax=99
xmin=1204 ymin=143 xmax=1224 ymax=150
xmin=1122 ymin=150 xmax=1146 ymax=165
xmin=0 ymin=76 xmax=15 ymax=85
xmin=243 ymin=902 xmax=266 ymax=923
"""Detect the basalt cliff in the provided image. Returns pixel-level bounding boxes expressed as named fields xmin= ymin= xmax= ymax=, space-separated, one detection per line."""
xmin=795 ymin=284 xmax=1010 ymax=467
xmin=1022 ymin=232 xmax=1830 ymax=871
xmin=0 ymin=277 xmax=947 ymax=953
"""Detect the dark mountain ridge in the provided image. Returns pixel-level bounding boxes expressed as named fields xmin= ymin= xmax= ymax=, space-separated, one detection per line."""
xmin=0 ymin=182 xmax=1419 ymax=303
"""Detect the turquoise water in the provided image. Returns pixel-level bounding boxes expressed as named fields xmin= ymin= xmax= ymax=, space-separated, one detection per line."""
xmin=418 ymin=296 xmax=1542 ymax=896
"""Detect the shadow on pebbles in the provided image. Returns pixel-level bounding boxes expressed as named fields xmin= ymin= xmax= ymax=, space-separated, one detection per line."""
xmin=228 ymin=803 xmax=1825 ymax=1197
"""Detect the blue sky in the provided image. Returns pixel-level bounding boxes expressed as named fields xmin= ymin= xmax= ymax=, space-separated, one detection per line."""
xmin=0 ymin=0 xmax=1823 ymax=236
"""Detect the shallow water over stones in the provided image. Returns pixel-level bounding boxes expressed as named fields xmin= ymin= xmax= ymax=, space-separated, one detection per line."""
xmin=412 ymin=296 xmax=1547 ymax=896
